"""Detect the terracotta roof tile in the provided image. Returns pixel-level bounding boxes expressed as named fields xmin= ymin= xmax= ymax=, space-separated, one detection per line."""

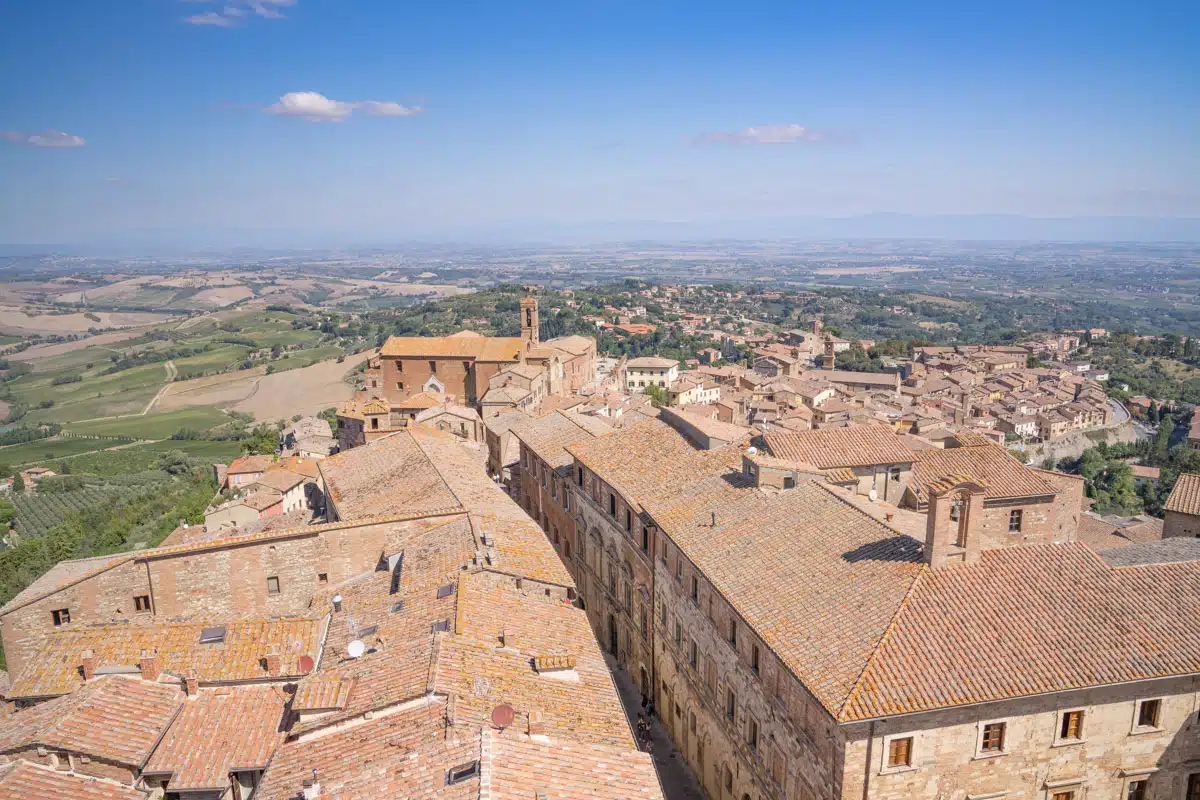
xmin=1165 ymin=472 xmax=1200 ymax=516
xmin=319 ymin=432 xmax=463 ymax=519
xmin=0 ymin=676 xmax=182 ymax=765
xmin=10 ymin=618 xmax=320 ymax=699
xmin=909 ymin=443 xmax=1060 ymax=503
xmin=143 ymin=685 xmax=287 ymax=791
xmin=510 ymin=411 xmax=612 ymax=471
xmin=380 ymin=335 xmax=524 ymax=362
xmin=763 ymin=424 xmax=916 ymax=469
xmin=0 ymin=760 xmax=148 ymax=800
xmin=842 ymin=543 xmax=1200 ymax=720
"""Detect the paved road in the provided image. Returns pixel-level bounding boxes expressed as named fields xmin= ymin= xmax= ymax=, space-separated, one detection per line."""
xmin=607 ymin=655 xmax=706 ymax=800
xmin=1108 ymin=398 xmax=1130 ymax=426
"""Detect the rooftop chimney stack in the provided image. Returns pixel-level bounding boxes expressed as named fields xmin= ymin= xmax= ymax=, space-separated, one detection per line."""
xmin=139 ymin=648 xmax=160 ymax=682
xmin=80 ymin=649 xmax=96 ymax=681
xmin=264 ymin=643 xmax=282 ymax=677
xmin=184 ymin=673 xmax=200 ymax=697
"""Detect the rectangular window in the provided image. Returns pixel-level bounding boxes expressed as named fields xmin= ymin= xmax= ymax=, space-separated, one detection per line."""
xmin=1136 ymin=698 xmax=1161 ymax=729
xmin=728 ymin=618 xmax=738 ymax=649
xmin=1186 ymin=774 xmax=1200 ymax=800
xmin=641 ymin=527 xmax=649 ymax=554
xmin=887 ymin=737 xmax=913 ymax=768
xmin=317 ymin=573 xmax=328 ymax=584
xmin=266 ymin=576 xmax=280 ymax=595
xmin=133 ymin=595 xmax=151 ymax=612
xmin=1008 ymin=509 xmax=1023 ymax=532
xmin=751 ymin=644 xmax=760 ymax=674
xmin=446 ymin=761 xmax=479 ymax=785
xmin=747 ymin=718 xmax=759 ymax=752
xmin=577 ymin=467 xmax=583 ymax=487
xmin=51 ymin=608 xmax=71 ymax=626
xmin=609 ymin=493 xmax=616 ymax=516
xmin=1126 ymin=780 xmax=1147 ymax=800
xmin=675 ymin=556 xmax=682 ymax=581
xmin=625 ymin=509 xmax=632 ymax=533
xmin=396 ymin=381 xmax=404 ymax=391
xmin=706 ymin=659 xmax=716 ymax=690
xmin=726 ymin=689 xmax=736 ymax=722
xmin=674 ymin=618 xmax=682 ymax=646
xmin=639 ymin=604 xmax=647 ymax=634
xmin=1052 ymin=793 xmax=1074 ymax=800
xmin=429 ymin=360 xmax=437 ymax=373
xmin=659 ymin=601 xmax=667 ymax=626
xmin=890 ymin=466 xmax=902 ymax=482
xmin=689 ymin=638 xmax=698 ymax=669
xmin=980 ymin=722 xmax=1005 ymax=753
xmin=1060 ymin=710 xmax=1084 ymax=740
xmin=396 ymin=361 xmax=403 ymax=373
xmin=691 ymin=576 xmax=698 ymax=602
xmin=783 ymin=476 xmax=795 ymax=489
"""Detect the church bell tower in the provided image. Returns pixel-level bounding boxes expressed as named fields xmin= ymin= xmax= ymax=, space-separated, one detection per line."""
xmin=520 ymin=296 xmax=539 ymax=346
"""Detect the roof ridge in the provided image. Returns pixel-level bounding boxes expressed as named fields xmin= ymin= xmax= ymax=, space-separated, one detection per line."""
xmin=837 ymin=566 xmax=930 ymax=722
xmin=0 ymin=555 xmax=136 ymax=618
xmin=407 ymin=428 xmax=471 ymax=511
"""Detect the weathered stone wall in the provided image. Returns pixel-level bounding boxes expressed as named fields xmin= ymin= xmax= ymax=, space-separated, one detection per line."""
xmin=839 ymin=674 xmax=1200 ymax=800
xmin=1164 ymin=510 xmax=1200 ymax=539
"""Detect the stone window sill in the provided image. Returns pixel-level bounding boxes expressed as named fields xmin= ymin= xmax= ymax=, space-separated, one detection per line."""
xmin=972 ymin=750 xmax=1009 ymax=761
xmin=1128 ymin=725 xmax=1164 ymax=737
xmin=1050 ymin=737 xmax=1085 ymax=748
xmin=880 ymin=764 xmax=918 ymax=776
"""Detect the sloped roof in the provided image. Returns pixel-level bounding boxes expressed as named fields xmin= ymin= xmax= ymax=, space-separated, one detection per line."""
xmin=510 ymin=411 xmax=612 ymax=471
xmin=10 ymin=618 xmax=320 ymax=699
xmin=0 ymin=760 xmax=148 ymax=800
xmin=380 ymin=335 xmax=524 ymax=362
xmin=909 ymin=443 xmax=1060 ymax=503
xmin=627 ymin=356 xmax=678 ymax=369
xmin=1165 ymin=473 xmax=1200 ymax=516
xmin=0 ymin=676 xmax=183 ymax=765
xmin=143 ymin=685 xmax=287 ymax=791
xmin=763 ymin=425 xmax=915 ymax=469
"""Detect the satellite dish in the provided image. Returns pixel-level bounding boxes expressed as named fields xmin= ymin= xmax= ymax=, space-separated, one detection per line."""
xmin=298 ymin=655 xmax=315 ymax=673
xmin=868 ymin=488 xmax=878 ymax=502
xmin=490 ymin=703 xmax=515 ymax=729
xmin=347 ymin=640 xmax=366 ymax=659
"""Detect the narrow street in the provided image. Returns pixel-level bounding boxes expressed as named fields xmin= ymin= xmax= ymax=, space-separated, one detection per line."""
xmin=607 ymin=655 xmax=707 ymax=800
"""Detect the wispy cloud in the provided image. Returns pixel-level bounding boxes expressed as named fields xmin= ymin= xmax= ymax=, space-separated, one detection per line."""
xmin=696 ymin=124 xmax=851 ymax=145
xmin=183 ymin=0 xmax=294 ymax=27
xmin=266 ymin=92 xmax=422 ymax=122
xmin=1 ymin=130 xmax=87 ymax=148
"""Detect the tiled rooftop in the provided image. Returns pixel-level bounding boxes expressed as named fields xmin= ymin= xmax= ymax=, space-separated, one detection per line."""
xmin=510 ymin=410 xmax=611 ymax=470
xmin=1099 ymin=536 xmax=1200 ymax=567
xmin=909 ymin=442 xmax=1061 ymax=503
xmin=763 ymin=424 xmax=916 ymax=468
xmin=143 ymin=685 xmax=287 ymax=791
xmin=1076 ymin=513 xmax=1163 ymax=551
xmin=10 ymin=617 xmax=321 ymax=699
xmin=380 ymin=334 xmax=525 ymax=361
xmin=320 ymin=431 xmax=464 ymax=519
xmin=0 ymin=676 xmax=182 ymax=765
xmin=0 ymin=759 xmax=148 ymax=800
xmin=1165 ymin=472 xmax=1200 ymax=516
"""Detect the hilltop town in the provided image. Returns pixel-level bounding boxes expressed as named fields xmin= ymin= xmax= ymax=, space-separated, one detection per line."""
xmin=0 ymin=293 xmax=1198 ymax=800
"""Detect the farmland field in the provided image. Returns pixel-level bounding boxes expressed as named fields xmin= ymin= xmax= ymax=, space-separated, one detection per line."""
xmin=0 ymin=436 xmax=133 ymax=466
xmin=56 ymin=439 xmax=243 ymax=475
xmin=65 ymin=408 xmax=234 ymax=439
xmin=12 ymin=488 xmax=116 ymax=538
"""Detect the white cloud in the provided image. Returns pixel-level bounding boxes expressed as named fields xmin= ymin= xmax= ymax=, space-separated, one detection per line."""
xmin=1 ymin=130 xmax=87 ymax=148
xmin=266 ymin=92 xmax=422 ymax=123
xmin=184 ymin=11 xmax=236 ymax=26
xmin=183 ymin=0 xmax=294 ymax=27
xmin=698 ymin=124 xmax=846 ymax=145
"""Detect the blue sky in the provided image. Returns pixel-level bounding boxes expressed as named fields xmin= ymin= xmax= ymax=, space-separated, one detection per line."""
xmin=1 ymin=0 xmax=1197 ymax=245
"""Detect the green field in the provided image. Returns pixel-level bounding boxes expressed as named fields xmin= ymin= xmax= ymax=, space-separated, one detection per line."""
xmin=269 ymin=345 xmax=345 ymax=373
xmin=62 ymin=439 xmax=243 ymax=475
xmin=172 ymin=344 xmax=253 ymax=379
xmin=0 ymin=436 xmax=133 ymax=466
xmin=65 ymin=408 xmax=234 ymax=439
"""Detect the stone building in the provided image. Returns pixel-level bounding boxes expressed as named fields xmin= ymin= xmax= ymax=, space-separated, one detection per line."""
xmin=625 ymin=356 xmax=680 ymax=393
xmin=1163 ymin=472 xmax=1200 ymax=538
xmin=335 ymin=296 xmax=597 ymax=449
xmin=762 ymin=424 xmax=917 ymax=503
xmin=0 ymin=427 xmax=660 ymax=800
xmin=509 ymin=416 xmax=1199 ymax=800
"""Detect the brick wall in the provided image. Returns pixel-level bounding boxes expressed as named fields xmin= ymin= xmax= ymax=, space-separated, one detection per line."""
xmin=380 ymin=356 xmax=472 ymax=404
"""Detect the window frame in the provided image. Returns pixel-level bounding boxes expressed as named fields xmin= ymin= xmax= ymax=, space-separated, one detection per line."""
xmin=1008 ymin=508 xmax=1023 ymax=533
xmin=266 ymin=575 xmax=281 ymax=595
xmin=1053 ymin=707 xmax=1086 ymax=746
xmin=1131 ymin=697 xmax=1163 ymax=733
xmin=974 ymin=719 xmax=1008 ymax=758
xmin=51 ymin=607 xmax=71 ymax=626
xmin=133 ymin=595 xmax=152 ymax=613
xmin=881 ymin=733 xmax=916 ymax=774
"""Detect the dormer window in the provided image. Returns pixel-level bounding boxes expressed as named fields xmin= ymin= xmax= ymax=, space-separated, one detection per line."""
xmin=51 ymin=608 xmax=71 ymax=626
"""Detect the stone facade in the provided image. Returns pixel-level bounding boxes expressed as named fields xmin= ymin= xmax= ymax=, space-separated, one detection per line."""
xmin=1164 ymin=510 xmax=1200 ymax=539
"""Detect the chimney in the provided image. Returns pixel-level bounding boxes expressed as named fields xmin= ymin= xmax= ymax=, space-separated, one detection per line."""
xmin=923 ymin=475 xmax=986 ymax=569
xmin=527 ymin=709 xmax=546 ymax=737
xmin=502 ymin=628 xmax=518 ymax=649
xmin=79 ymin=649 xmax=96 ymax=681
xmin=184 ymin=673 xmax=200 ymax=697
xmin=331 ymin=594 xmax=342 ymax=613
xmin=302 ymin=770 xmax=321 ymax=800
xmin=139 ymin=648 xmax=159 ymax=682
xmin=264 ymin=643 xmax=282 ymax=677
